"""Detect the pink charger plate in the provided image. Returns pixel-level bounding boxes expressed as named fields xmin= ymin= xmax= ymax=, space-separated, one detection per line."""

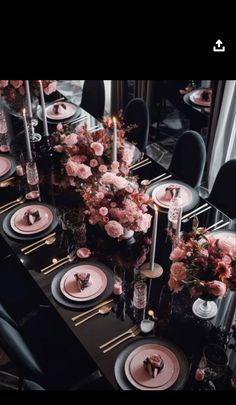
xmin=60 ymin=265 xmax=107 ymax=302
xmin=10 ymin=205 xmax=53 ymax=234
xmin=46 ymin=102 xmax=77 ymax=120
xmin=152 ymin=182 xmax=192 ymax=208
xmin=124 ymin=343 xmax=180 ymax=390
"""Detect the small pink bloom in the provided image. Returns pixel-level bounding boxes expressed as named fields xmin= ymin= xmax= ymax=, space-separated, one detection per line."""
xmin=105 ymin=220 xmax=124 ymax=238
xmin=63 ymin=133 xmax=78 ymax=146
xmin=53 ymin=145 xmax=64 ymax=153
xmin=43 ymin=81 xmax=57 ymax=95
xmin=0 ymin=80 xmax=8 ymax=88
xmin=56 ymin=123 xmax=64 ymax=132
xmin=111 ymin=161 xmax=119 ymax=172
xmin=98 ymin=164 xmax=107 ymax=173
xmin=65 ymin=159 xmax=79 ymax=177
xmin=90 ymin=142 xmax=104 ymax=156
xmin=90 ymin=159 xmax=98 ymax=167
xmin=76 ymin=247 xmax=91 ymax=258
xmin=97 ymin=192 xmax=105 ymax=200
xmin=125 ymin=185 xmax=133 ymax=193
xmin=99 ymin=207 xmax=108 ymax=216
xmin=168 ymin=276 xmax=183 ymax=293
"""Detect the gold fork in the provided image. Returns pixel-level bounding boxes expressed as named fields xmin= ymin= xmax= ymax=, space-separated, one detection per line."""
xmin=102 ymin=326 xmax=140 ymax=353
xmin=99 ymin=325 xmax=139 ymax=349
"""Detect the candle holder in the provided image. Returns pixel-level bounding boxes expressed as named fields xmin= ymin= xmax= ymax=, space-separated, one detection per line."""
xmin=140 ymin=262 xmax=163 ymax=278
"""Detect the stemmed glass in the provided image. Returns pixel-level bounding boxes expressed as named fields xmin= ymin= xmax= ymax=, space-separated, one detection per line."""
xmin=198 ymin=344 xmax=228 ymax=389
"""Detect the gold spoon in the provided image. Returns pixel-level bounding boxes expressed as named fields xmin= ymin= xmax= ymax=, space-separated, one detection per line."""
xmin=24 ymin=236 xmax=57 ymax=255
xmin=141 ymin=173 xmax=167 ymax=186
xmin=75 ymin=304 xmax=113 ymax=326
xmin=0 ymin=196 xmax=24 ymax=211
xmin=0 ymin=197 xmax=25 ymax=214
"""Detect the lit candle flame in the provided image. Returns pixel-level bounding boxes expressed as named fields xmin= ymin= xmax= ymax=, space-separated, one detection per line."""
xmin=113 ymin=116 xmax=116 ymax=124
xmin=148 ymin=309 xmax=154 ymax=318
xmin=22 ymin=108 xmax=26 ymax=115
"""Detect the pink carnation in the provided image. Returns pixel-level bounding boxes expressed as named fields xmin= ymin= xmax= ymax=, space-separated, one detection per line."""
xmin=206 ymin=280 xmax=226 ymax=297
xmin=76 ymin=247 xmax=91 ymax=258
xmin=105 ymin=220 xmax=124 ymax=238
xmin=90 ymin=142 xmax=104 ymax=156
xmin=170 ymin=262 xmax=187 ymax=281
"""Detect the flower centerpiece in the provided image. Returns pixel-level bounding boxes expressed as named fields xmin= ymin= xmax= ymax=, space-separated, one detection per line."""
xmin=50 ymin=115 xmax=136 ymax=189
xmin=168 ymin=226 xmax=236 ymax=299
xmin=0 ymin=80 xmax=57 ymax=114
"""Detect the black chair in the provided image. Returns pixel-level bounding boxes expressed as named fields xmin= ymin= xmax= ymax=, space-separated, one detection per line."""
xmin=80 ymin=80 xmax=105 ymax=120
xmin=123 ymin=98 xmax=150 ymax=152
xmin=0 ymin=317 xmax=99 ymax=390
xmin=0 ymin=304 xmax=17 ymax=328
xmin=168 ymin=130 xmax=206 ymax=188
xmin=208 ymin=159 xmax=236 ymax=219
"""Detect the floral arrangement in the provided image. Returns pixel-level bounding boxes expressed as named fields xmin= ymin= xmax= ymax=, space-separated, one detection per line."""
xmin=81 ymin=172 xmax=152 ymax=239
xmin=50 ymin=116 xmax=135 ymax=188
xmin=0 ymin=80 xmax=57 ymax=112
xmin=168 ymin=226 xmax=236 ymax=298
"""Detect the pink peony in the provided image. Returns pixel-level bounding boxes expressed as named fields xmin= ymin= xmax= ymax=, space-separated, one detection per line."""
xmin=170 ymin=262 xmax=187 ymax=281
xmin=206 ymin=280 xmax=226 ymax=297
xmin=105 ymin=220 xmax=124 ymax=238
xmin=90 ymin=142 xmax=104 ymax=156
xmin=76 ymin=164 xmax=92 ymax=179
xmin=76 ymin=247 xmax=91 ymax=258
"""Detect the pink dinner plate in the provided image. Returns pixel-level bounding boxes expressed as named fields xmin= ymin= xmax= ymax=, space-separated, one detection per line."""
xmin=152 ymin=182 xmax=192 ymax=208
xmin=124 ymin=343 xmax=180 ymax=390
xmin=60 ymin=265 xmax=107 ymax=301
xmin=46 ymin=102 xmax=77 ymax=120
xmin=0 ymin=156 xmax=11 ymax=177
xmin=189 ymin=89 xmax=212 ymax=107
xmin=10 ymin=205 xmax=53 ymax=234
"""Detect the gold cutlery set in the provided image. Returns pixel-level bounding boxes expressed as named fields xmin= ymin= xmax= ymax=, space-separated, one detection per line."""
xmin=0 ymin=196 xmax=25 ymax=214
xmin=71 ymin=299 xmax=140 ymax=352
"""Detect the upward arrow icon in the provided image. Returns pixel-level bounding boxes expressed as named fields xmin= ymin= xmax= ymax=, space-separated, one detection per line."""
xmin=216 ymin=39 xmax=223 ymax=47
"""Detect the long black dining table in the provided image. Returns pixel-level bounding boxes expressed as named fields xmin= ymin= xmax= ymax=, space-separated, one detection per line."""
xmin=0 ymin=113 xmax=235 ymax=391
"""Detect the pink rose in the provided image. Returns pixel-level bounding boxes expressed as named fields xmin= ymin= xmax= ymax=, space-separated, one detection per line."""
xmin=76 ymin=247 xmax=91 ymax=259
xmin=10 ymin=80 xmax=23 ymax=89
xmin=105 ymin=220 xmax=124 ymax=238
xmin=99 ymin=207 xmax=108 ymax=216
xmin=170 ymin=247 xmax=186 ymax=261
xmin=65 ymin=159 xmax=79 ymax=177
xmin=206 ymin=280 xmax=227 ymax=297
xmin=63 ymin=133 xmax=78 ymax=146
xmin=76 ymin=164 xmax=92 ymax=179
xmin=43 ymin=81 xmax=57 ymax=95
xmin=97 ymin=192 xmax=105 ymax=200
xmin=75 ymin=125 xmax=85 ymax=135
xmin=111 ymin=161 xmax=119 ymax=172
xmin=170 ymin=262 xmax=187 ymax=280
xmin=98 ymin=164 xmax=107 ymax=173
xmin=90 ymin=159 xmax=98 ymax=167
xmin=90 ymin=142 xmax=104 ymax=156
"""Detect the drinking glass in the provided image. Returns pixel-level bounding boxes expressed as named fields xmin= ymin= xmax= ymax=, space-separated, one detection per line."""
xmin=26 ymin=160 xmax=39 ymax=186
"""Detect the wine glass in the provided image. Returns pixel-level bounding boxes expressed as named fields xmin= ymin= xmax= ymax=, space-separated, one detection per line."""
xmin=199 ymin=344 xmax=228 ymax=388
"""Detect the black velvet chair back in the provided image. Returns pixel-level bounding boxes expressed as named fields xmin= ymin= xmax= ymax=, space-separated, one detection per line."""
xmin=0 ymin=318 xmax=44 ymax=384
xmin=0 ymin=304 xmax=17 ymax=328
xmin=169 ymin=130 xmax=206 ymax=188
xmin=80 ymin=80 xmax=105 ymax=120
xmin=123 ymin=98 xmax=149 ymax=152
xmin=208 ymin=159 xmax=236 ymax=218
